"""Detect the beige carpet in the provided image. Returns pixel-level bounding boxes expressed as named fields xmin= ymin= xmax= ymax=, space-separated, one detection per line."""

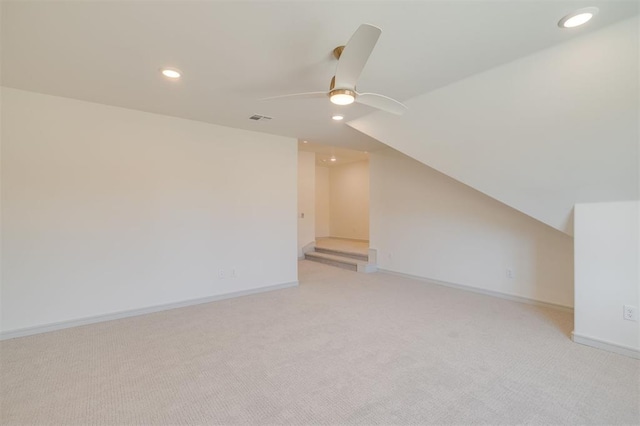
xmin=1 ymin=260 xmax=638 ymax=425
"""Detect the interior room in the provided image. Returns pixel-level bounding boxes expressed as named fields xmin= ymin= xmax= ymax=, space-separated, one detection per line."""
xmin=1 ymin=1 xmax=638 ymax=424
xmin=298 ymin=141 xmax=372 ymax=271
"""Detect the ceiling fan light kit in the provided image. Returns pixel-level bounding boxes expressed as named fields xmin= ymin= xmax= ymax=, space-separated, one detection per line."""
xmin=330 ymin=89 xmax=356 ymax=105
xmin=262 ymin=23 xmax=407 ymax=115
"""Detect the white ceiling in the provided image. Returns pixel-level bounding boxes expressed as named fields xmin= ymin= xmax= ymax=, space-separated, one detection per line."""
xmin=349 ymin=17 xmax=639 ymax=235
xmin=2 ymin=1 xmax=637 ymax=152
xmin=298 ymin=140 xmax=369 ymax=166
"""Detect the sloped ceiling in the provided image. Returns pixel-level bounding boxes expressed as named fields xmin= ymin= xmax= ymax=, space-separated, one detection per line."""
xmin=349 ymin=17 xmax=639 ymax=235
xmin=2 ymin=1 xmax=637 ymax=152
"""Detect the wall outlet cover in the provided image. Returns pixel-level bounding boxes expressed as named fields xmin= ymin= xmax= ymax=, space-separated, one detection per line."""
xmin=623 ymin=305 xmax=638 ymax=322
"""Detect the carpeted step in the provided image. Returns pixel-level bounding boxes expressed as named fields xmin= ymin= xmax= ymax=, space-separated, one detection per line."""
xmin=314 ymin=247 xmax=368 ymax=262
xmin=304 ymin=251 xmax=376 ymax=273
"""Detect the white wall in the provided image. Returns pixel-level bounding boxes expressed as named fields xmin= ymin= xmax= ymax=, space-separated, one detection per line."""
xmin=371 ymin=149 xmax=574 ymax=307
xmin=574 ymin=201 xmax=639 ymax=352
xmin=350 ymin=17 xmax=639 ymax=235
xmin=297 ymin=151 xmax=315 ymax=257
xmin=1 ymin=87 xmax=298 ymax=334
xmin=329 ymin=161 xmax=369 ymax=241
xmin=315 ymin=166 xmax=330 ymax=238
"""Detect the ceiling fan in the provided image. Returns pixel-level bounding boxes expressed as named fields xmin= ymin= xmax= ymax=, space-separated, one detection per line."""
xmin=262 ymin=24 xmax=407 ymax=116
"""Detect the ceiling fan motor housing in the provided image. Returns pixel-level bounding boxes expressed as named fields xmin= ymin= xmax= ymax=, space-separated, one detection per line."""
xmin=262 ymin=25 xmax=406 ymax=115
xmin=329 ymin=76 xmax=356 ymax=105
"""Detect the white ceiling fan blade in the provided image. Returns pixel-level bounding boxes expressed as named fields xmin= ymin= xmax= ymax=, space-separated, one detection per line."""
xmin=334 ymin=24 xmax=381 ymax=90
xmin=260 ymin=92 xmax=327 ymax=101
xmin=356 ymin=92 xmax=407 ymax=115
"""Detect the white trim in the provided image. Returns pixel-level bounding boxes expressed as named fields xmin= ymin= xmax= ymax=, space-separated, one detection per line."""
xmin=378 ymin=269 xmax=574 ymax=313
xmin=367 ymin=248 xmax=378 ymax=265
xmin=571 ymin=332 xmax=640 ymax=359
xmin=301 ymin=241 xmax=316 ymax=254
xmin=300 ymin=241 xmax=316 ymax=259
xmin=357 ymin=263 xmax=378 ymax=273
xmin=0 ymin=281 xmax=299 ymax=341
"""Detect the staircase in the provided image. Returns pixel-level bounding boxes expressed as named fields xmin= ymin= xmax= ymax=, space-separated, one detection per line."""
xmin=304 ymin=240 xmax=377 ymax=273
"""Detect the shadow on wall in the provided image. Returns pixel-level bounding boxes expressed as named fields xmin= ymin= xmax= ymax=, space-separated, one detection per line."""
xmin=369 ymin=149 xmax=575 ymax=336
xmin=532 ymin=206 xmax=575 ymax=338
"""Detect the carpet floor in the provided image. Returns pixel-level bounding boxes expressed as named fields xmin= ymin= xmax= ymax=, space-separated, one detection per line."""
xmin=1 ymin=260 xmax=638 ymax=425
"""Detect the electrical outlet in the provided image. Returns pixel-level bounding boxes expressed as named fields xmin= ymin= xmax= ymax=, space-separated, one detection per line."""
xmin=623 ymin=305 xmax=638 ymax=321
xmin=218 ymin=269 xmax=226 ymax=279
xmin=506 ymin=268 xmax=514 ymax=279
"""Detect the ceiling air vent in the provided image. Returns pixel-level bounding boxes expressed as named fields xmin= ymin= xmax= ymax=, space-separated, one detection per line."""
xmin=249 ymin=114 xmax=272 ymax=121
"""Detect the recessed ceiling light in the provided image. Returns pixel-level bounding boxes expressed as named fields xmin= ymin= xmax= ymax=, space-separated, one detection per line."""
xmin=161 ymin=68 xmax=181 ymax=79
xmin=330 ymin=156 xmax=337 ymax=162
xmin=332 ymin=115 xmax=344 ymax=121
xmin=558 ymin=7 xmax=598 ymax=28
xmin=303 ymin=140 xmax=308 ymax=143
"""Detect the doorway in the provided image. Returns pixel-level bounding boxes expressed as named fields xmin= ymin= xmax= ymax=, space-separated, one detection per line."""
xmin=297 ymin=141 xmax=371 ymax=272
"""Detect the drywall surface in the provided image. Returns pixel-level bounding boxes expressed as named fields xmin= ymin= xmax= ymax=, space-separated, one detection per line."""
xmin=350 ymin=17 xmax=639 ymax=235
xmin=297 ymin=151 xmax=315 ymax=257
xmin=574 ymin=201 xmax=639 ymax=351
xmin=329 ymin=161 xmax=369 ymax=241
xmin=370 ymin=149 xmax=574 ymax=307
xmin=1 ymin=87 xmax=298 ymax=333
xmin=315 ymin=166 xmax=330 ymax=238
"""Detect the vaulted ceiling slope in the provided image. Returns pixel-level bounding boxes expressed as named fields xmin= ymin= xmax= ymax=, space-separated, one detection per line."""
xmin=349 ymin=17 xmax=639 ymax=236
xmin=1 ymin=1 xmax=637 ymax=152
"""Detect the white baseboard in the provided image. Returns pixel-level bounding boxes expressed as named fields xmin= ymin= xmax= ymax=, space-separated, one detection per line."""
xmin=357 ymin=263 xmax=378 ymax=273
xmin=367 ymin=248 xmax=378 ymax=265
xmin=301 ymin=241 xmax=316 ymax=254
xmin=571 ymin=332 xmax=640 ymax=359
xmin=0 ymin=281 xmax=299 ymax=341
xmin=378 ymin=269 xmax=574 ymax=313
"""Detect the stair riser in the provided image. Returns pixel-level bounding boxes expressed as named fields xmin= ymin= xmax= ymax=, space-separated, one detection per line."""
xmin=314 ymin=248 xmax=368 ymax=262
xmin=305 ymin=255 xmax=358 ymax=272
